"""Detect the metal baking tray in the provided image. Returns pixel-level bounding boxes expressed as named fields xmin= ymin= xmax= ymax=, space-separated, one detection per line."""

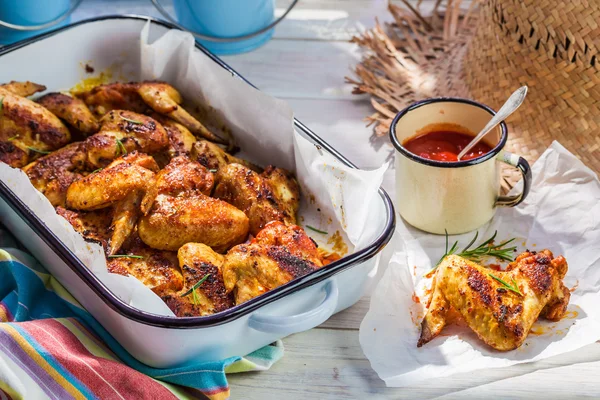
xmin=0 ymin=15 xmax=395 ymax=368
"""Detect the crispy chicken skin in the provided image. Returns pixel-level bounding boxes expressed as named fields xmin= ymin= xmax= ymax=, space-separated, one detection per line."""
xmin=138 ymin=157 xmax=248 ymax=252
xmin=78 ymin=82 xmax=147 ymax=115
xmin=107 ymin=234 xmax=184 ymax=296
xmin=160 ymin=243 xmax=234 ymax=316
xmin=154 ymin=155 xmax=214 ymax=196
xmin=79 ymin=81 xmax=227 ymax=145
xmin=214 ymin=163 xmax=300 ymax=235
xmin=56 ymin=207 xmax=113 ymax=252
xmin=66 ymin=152 xmax=158 ymax=211
xmin=223 ymin=221 xmax=322 ymax=304
xmin=151 ymin=114 xmax=197 ymax=167
xmin=418 ymin=250 xmax=570 ymax=351
xmin=0 ymin=87 xmax=71 ymax=167
xmin=137 ymin=82 xmax=227 ymax=145
xmin=83 ymin=110 xmax=168 ymax=168
xmin=192 ymin=140 xmax=261 ymax=172
xmin=0 ymin=81 xmax=46 ymax=97
xmin=66 ymin=152 xmax=159 ymax=254
xmin=22 ymin=142 xmax=86 ymax=207
xmin=37 ymin=92 xmax=99 ymax=135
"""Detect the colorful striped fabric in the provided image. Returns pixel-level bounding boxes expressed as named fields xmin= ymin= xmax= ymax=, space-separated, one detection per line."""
xmin=0 ymin=229 xmax=283 ymax=399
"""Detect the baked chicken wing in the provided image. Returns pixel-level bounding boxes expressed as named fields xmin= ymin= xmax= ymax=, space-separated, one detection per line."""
xmin=160 ymin=242 xmax=234 ymax=316
xmin=418 ymin=250 xmax=570 ymax=351
xmin=22 ymin=142 xmax=86 ymax=207
xmin=83 ymin=110 xmax=168 ymax=168
xmin=191 ymin=140 xmax=260 ymax=172
xmin=138 ymin=157 xmax=249 ymax=252
xmin=66 ymin=152 xmax=159 ymax=255
xmin=37 ymin=92 xmax=99 ymax=135
xmin=56 ymin=206 xmax=113 ymax=251
xmin=151 ymin=114 xmax=197 ymax=167
xmin=107 ymin=234 xmax=184 ymax=296
xmin=213 ymin=163 xmax=300 ymax=235
xmin=79 ymin=81 xmax=227 ymax=145
xmin=0 ymin=87 xmax=70 ymax=167
xmin=223 ymin=221 xmax=322 ymax=304
xmin=0 ymin=81 xmax=46 ymax=97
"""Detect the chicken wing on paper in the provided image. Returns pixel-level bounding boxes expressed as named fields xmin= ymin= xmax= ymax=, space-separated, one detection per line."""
xmin=418 ymin=250 xmax=570 ymax=351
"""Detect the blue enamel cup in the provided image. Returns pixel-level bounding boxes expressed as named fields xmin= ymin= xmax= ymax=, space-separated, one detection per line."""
xmin=152 ymin=0 xmax=297 ymax=55
xmin=0 ymin=0 xmax=78 ymax=45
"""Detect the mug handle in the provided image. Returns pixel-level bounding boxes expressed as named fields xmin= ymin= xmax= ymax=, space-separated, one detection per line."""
xmin=496 ymin=150 xmax=532 ymax=207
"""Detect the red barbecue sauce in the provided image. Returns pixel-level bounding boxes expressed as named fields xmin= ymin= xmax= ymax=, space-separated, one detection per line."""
xmin=403 ymin=131 xmax=493 ymax=162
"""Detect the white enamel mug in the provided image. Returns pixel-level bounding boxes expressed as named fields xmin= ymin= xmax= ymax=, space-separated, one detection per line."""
xmin=390 ymin=98 xmax=531 ymax=234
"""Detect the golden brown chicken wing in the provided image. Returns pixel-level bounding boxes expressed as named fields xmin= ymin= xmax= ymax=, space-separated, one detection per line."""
xmin=214 ymin=163 xmax=300 ymax=235
xmin=160 ymin=242 xmax=234 ymax=316
xmin=138 ymin=157 xmax=248 ymax=252
xmin=0 ymin=87 xmax=70 ymax=167
xmin=37 ymin=92 xmax=99 ymax=135
xmin=56 ymin=206 xmax=113 ymax=252
xmin=107 ymin=234 xmax=184 ymax=296
xmin=0 ymin=81 xmax=46 ymax=97
xmin=79 ymin=81 xmax=227 ymax=145
xmin=223 ymin=221 xmax=322 ymax=304
xmin=137 ymin=82 xmax=227 ymax=145
xmin=22 ymin=142 xmax=86 ymax=207
xmin=66 ymin=152 xmax=159 ymax=254
xmin=191 ymin=140 xmax=260 ymax=172
xmin=83 ymin=110 xmax=168 ymax=168
xmin=151 ymin=114 xmax=196 ymax=167
xmin=78 ymin=82 xmax=147 ymax=115
xmin=418 ymin=250 xmax=570 ymax=351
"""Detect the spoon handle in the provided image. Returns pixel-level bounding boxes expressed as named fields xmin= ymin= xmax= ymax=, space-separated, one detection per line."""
xmin=457 ymin=86 xmax=528 ymax=160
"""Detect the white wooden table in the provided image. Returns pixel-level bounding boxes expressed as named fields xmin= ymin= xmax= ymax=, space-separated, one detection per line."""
xmin=68 ymin=1 xmax=600 ymax=398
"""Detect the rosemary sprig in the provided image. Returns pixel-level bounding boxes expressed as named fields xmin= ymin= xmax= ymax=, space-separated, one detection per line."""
xmin=8 ymin=135 xmax=18 ymax=141
xmin=306 ymin=225 xmax=328 ymax=235
xmin=427 ymin=230 xmax=517 ymax=275
xmin=0 ymin=96 xmax=4 ymax=113
xmin=119 ymin=114 xmax=143 ymax=125
xmin=181 ymin=274 xmax=211 ymax=305
xmin=115 ymin=138 xmax=127 ymax=156
xmin=107 ymin=254 xmax=143 ymax=259
xmin=488 ymin=273 xmax=523 ymax=296
xmin=92 ymin=168 xmax=103 ymax=174
xmin=209 ymin=169 xmax=218 ymax=173
xmin=27 ymin=146 xmax=51 ymax=154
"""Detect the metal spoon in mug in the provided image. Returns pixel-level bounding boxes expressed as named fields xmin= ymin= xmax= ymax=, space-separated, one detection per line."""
xmin=457 ymin=86 xmax=528 ymax=161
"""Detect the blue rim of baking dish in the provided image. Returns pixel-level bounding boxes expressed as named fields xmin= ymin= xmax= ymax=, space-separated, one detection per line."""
xmin=389 ymin=97 xmax=508 ymax=168
xmin=0 ymin=15 xmax=396 ymax=328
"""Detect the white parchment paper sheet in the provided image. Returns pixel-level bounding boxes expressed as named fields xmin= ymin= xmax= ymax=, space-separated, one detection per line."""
xmin=360 ymin=141 xmax=600 ymax=386
xmin=0 ymin=22 xmax=386 ymax=316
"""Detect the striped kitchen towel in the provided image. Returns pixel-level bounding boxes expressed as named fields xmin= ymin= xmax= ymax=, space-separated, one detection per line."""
xmin=0 ymin=228 xmax=283 ymax=400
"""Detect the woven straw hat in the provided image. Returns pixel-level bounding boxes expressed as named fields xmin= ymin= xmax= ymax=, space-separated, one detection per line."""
xmin=348 ymin=0 xmax=600 ymax=185
xmin=465 ymin=0 xmax=600 ymax=169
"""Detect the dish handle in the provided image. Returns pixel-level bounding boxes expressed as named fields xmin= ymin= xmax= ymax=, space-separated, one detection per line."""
xmin=248 ymin=280 xmax=339 ymax=335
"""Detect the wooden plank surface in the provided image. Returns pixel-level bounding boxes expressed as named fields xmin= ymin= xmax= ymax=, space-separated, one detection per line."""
xmin=68 ymin=1 xmax=600 ymax=398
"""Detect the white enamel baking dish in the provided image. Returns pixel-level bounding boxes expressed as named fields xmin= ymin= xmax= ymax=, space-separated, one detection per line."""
xmin=0 ymin=16 xmax=395 ymax=368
